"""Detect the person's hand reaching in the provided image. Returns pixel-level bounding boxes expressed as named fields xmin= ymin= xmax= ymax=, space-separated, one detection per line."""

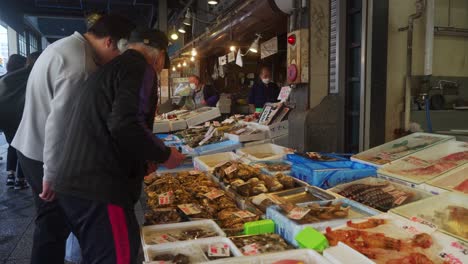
xmin=39 ymin=179 xmax=56 ymax=202
xmin=163 ymin=147 xmax=185 ymax=169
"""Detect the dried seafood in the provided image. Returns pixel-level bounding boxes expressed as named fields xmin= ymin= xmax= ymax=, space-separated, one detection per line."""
xmin=230 ymin=234 xmax=294 ymax=256
xmin=338 ymin=183 xmax=413 ymax=211
xmin=213 ymin=162 xmax=296 ymax=197
xmin=325 ymin=227 xmax=433 ymax=260
xmin=260 ymin=162 xmax=291 ymax=172
xmin=146 ymin=227 xmax=219 ymax=245
xmin=277 ymin=201 xmax=350 ymax=224
xmin=386 ymin=253 xmax=434 ymax=264
xmin=421 ymin=206 xmax=468 ymax=239
xmin=153 ymin=253 xmax=190 ymax=264
xmin=144 ymin=171 xmax=259 ymax=228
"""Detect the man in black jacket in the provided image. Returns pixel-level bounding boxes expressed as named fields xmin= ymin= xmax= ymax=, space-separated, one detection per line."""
xmin=53 ymin=29 xmax=184 ymax=263
xmin=0 ymin=52 xmax=41 ymax=189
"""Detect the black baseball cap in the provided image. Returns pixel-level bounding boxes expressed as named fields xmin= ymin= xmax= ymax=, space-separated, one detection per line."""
xmin=128 ymin=28 xmax=170 ymax=68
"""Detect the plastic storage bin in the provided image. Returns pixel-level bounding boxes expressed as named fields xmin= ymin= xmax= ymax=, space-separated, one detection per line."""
xmin=289 ymin=157 xmax=376 ymax=189
xmin=140 ymin=220 xmax=226 ymax=248
xmin=266 ymin=198 xmax=380 ymax=247
xmin=236 ymin=143 xmax=293 ymax=161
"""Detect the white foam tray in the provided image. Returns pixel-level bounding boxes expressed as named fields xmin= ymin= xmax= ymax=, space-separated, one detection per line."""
xmin=144 ymin=237 xmax=242 ymax=262
xmin=352 ymin=133 xmax=454 ymax=167
xmin=205 ymin=249 xmax=331 ymax=264
xmin=236 ymin=143 xmax=293 ymax=161
xmin=186 ymin=107 xmax=221 ymax=127
xmin=378 ymin=141 xmax=468 ymax=184
xmin=193 ymin=152 xmax=244 ymax=172
xmin=225 ymin=130 xmax=267 ymax=143
xmin=427 ymin=164 xmax=468 ymax=194
xmin=140 ymin=220 xmax=226 ymax=249
xmin=323 ymin=242 xmax=376 ymax=264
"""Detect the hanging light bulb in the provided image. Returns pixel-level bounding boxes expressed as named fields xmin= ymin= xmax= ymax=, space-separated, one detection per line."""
xmin=178 ymin=25 xmax=186 ymax=34
xmin=182 ymin=61 xmax=187 ymax=67
xmin=183 ymin=9 xmax=192 ymax=26
xmin=208 ymin=0 xmax=218 ymax=5
xmin=229 ymin=45 xmax=236 ymax=52
xmin=190 ymin=56 xmax=195 ymax=62
xmin=177 ymin=63 xmax=182 ymax=68
xmin=172 ymin=66 xmax=176 ymax=72
xmin=170 ymin=26 xmax=179 ymax=40
xmin=249 ymin=34 xmax=261 ymax=53
xmin=191 ymin=47 xmax=197 ymax=57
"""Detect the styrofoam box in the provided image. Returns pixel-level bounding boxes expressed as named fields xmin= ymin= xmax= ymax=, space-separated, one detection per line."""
xmin=144 ymin=237 xmax=242 ymax=262
xmin=271 ymin=134 xmax=289 ymax=147
xmin=378 ymin=140 xmax=468 ymax=184
xmin=266 ymin=198 xmax=380 ymax=247
xmin=170 ymin=119 xmax=188 ymax=131
xmin=193 ymin=152 xmax=242 ymax=172
xmin=242 ymin=138 xmax=272 ymax=147
xmin=391 ymin=192 xmax=468 ymax=241
xmin=140 ymin=220 xmax=226 ymax=249
xmin=226 ymin=130 xmax=267 ymax=143
xmin=351 ymin=132 xmax=454 ymax=168
xmin=246 ymin=120 xmax=289 ymax=139
xmin=427 ymin=163 xmax=468 ymax=194
xmin=236 ymin=143 xmax=293 ymax=161
xmin=206 ymin=249 xmax=331 ymax=264
xmin=185 ymin=107 xmax=221 ymax=127
xmin=153 ymin=121 xmax=171 ymax=133
xmin=329 ymin=177 xmax=433 ymax=212
xmin=323 ymin=242 xmax=376 ymax=264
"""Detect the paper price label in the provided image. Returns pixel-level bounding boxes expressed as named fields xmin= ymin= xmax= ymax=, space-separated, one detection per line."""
xmin=199 ymin=133 xmax=213 ymax=146
xmin=177 ymin=204 xmax=202 ymax=215
xmin=213 ymin=121 xmax=221 ymax=127
xmin=223 ymin=118 xmax=235 ymax=124
xmin=233 ymin=210 xmax=257 ymax=219
xmin=150 ymin=234 xmax=178 ymax=244
xmin=439 ymin=241 xmax=468 ymax=264
xmin=287 ymin=207 xmax=311 ymax=220
xmin=189 ymin=170 xmax=201 ymax=175
xmin=224 ymin=164 xmax=238 ymax=174
xmin=204 ymin=189 xmax=225 ymax=200
xmin=409 ymin=216 xmax=438 ymax=230
xmin=393 ymin=195 xmax=409 ymax=205
xmin=242 ymin=243 xmax=259 ymax=256
xmin=205 ymin=121 xmax=211 ymax=127
xmin=208 ymin=243 xmax=230 ymax=257
xmin=158 ymin=191 xmax=174 ymax=205
xmin=214 ymin=161 xmax=228 ymax=168
xmin=400 ymin=225 xmax=421 ymax=235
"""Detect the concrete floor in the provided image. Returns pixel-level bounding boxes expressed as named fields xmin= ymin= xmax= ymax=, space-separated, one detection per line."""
xmin=0 ymin=133 xmax=145 ymax=264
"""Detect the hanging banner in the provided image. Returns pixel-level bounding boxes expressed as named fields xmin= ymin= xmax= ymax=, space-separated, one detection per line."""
xmin=227 ymin=51 xmax=235 ymax=63
xmin=218 ymin=55 xmax=227 ymax=66
xmin=236 ymin=51 xmax=243 ymax=67
xmin=260 ymin=36 xmax=278 ymax=59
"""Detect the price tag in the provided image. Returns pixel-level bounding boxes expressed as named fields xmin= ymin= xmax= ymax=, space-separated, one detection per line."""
xmin=439 ymin=240 xmax=468 ymax=264
xmin=393 ymin=195 xmax=409 ymax=205
xmin=223 ymin=118 xmax=235 ymax=124
xmin=409 ymin=216 xmax=438 ymax=231
xmin=205 ymin=121 xmax=211 ymax=127
xmin=204 ymin=189 xmax=225 ymax=200
xmin=400 ymin=225 xmax=421 ymax=235
xmin=233 ymin=210 xmax=257 ymax=219
xmin=214 ymin=161 xmax=228 ymax=168
xmin=234 ymin=128 xmax=247 ymax=135
xmin=382 ymin=185 xmax=396 ymax=193
xmin=213 ymin=121 xmax=221 ymax=127
xmin=205 ymin=126 xmax=215 ymax=138
xmin=158 ymin=191 xmax=174 ymax=205
xmin=242 ymin=243 xmax=259 ymax=256
xmin=224 ymin=164 xmax=238 ymax=174
xmin=251 ymin=193 xmax=270 ymax=205
xmin=208 ymin=243 xmax=230 ymax=257
xmin=189 ymin=170 xmax=201 ymax=175
xmin=287 ymin=207 xmax=311 ymax=220
xmin=177 ymin=204 xmax=202 ymax=215
xmin=150 ymin=233 xmax=178 ymax=244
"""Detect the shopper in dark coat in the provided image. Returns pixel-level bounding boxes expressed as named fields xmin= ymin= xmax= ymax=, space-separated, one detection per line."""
xmin=0 ymin=52 xmax=40 ymax=189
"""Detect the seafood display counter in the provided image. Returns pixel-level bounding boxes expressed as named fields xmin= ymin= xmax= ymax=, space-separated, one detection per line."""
xmin=142 ymin=130 xmax=468 ymax=263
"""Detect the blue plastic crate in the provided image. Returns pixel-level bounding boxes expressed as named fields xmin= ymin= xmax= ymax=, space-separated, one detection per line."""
xmin=290 ymin=159 xmax=376 ymax=189
xmin=286 ymin=153 xmax=350 ymax=165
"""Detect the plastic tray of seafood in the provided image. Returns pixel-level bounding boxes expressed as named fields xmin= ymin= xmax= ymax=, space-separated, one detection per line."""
xmin=391 ymin=192 xmax=468 ymax=241
xmin=236 ymin=143 xmax=293 ymax=161
xmin=328 ymin=177 xmax=432 ymax=212
xmin=377 ymin=141 xmax=468 ymax=184
xmin=206 ymin=249 xmax=332 ymax=264
xmin=143 ymin=171 xmax=261 ymax=230
xmin=249 ymin=186 xmax=336 ymax=214
xmin=229 ymin=233 xmax=295 ymax=256
xmin=427 ymin=164 xmax=468 ymax=194
xmin=266 ymin=199 xmax=381 ymax=246
xmin=193 ymin=152 xmax=244 ymax=172
xmin=324 ymin=214 xmax=448 ymax=264
xmin=144 ymin=236 xmax=242 ymax=263
xmin=249 ymin=160 xmax=293 ymax=176
xmin=323 ymin=242 xmax=376 ymax=264
xmin=141 ymin=220 xmax=226 ymax=248
xmin=212 ymin=161 xmax=305 ymax=198
xmin=351 ymin=133 xmax=454 ymax=167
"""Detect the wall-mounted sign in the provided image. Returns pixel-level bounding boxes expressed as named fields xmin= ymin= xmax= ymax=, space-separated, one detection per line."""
xmin=227 ymin=51 xmax=235 ymax=63
xmin=260 ymin=36 xmax=278 ymax=59
xmin=218 ymin=55 xmax=227 ymax=65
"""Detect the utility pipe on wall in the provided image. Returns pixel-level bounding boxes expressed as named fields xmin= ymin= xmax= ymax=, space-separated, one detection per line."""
xmin=424 ymin=0 xmax=434 ymax=76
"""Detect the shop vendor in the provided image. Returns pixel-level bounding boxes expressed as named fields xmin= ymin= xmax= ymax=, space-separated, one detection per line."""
xmin=248 ymin=66 xmax=280 ymax=113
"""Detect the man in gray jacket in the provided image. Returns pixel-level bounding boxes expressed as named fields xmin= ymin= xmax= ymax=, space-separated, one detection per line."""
xmin=12 ymin=15 xmax=134 ymax=264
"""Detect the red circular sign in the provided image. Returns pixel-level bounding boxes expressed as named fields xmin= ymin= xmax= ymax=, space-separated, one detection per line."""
xmin=288 ymin=64 xmax=298 ymax=82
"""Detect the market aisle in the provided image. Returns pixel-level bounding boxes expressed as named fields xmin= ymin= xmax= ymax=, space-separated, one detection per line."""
xmin=0 ymin=133 xmax=145 ymax=264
